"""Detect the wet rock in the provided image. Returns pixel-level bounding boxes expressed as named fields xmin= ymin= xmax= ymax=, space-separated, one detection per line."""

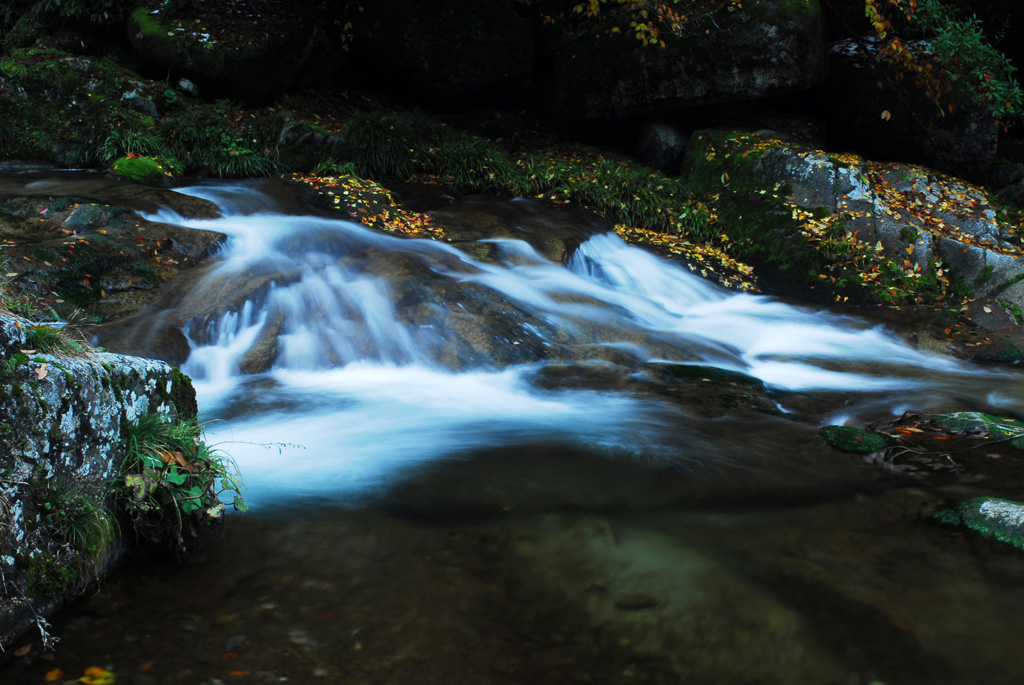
xmin=0 ymin=190 xmax=224 ymax=321
xmin=550 ymin=0 xmax=827 ymax=120
xmin=820 ymin=425 xmax=898 ymax=454
xmin=429 ymin=195 xmax=611 ymax=264
xmin=933 ymin=497 xmax=1024 ymax=551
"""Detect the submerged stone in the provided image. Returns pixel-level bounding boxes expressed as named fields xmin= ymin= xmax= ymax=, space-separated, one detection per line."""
xmin=820 ymin=425 xmax=897 ymax=454
xmin=932 ymin=497 xmax=1024 ymax=551
xmin=937 ymin=412 xmax=1024 ymax=446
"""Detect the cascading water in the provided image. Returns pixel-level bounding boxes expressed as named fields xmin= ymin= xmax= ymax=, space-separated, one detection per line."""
xmin=11 ymin=177 xmax=1024 ymax=685
xmin=128 ymin=181 xmax=1022 ymax=507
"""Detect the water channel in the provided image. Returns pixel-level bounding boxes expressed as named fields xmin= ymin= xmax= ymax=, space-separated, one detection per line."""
xmin=5 ymin=179 xmax=1024 ymax=684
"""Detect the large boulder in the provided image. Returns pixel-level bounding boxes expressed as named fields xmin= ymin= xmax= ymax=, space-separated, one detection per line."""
xmin=684 ymin=130 xmax=1024 ymax=308
xmin=348 ymin=0 xmax=534 ymax=105
xmin=127 ymin=3 xmax=318 ymax=103
xmin=0 ymin=313 xmax=197 ymax=649
xmin=549 ymin=0 xmax=828 ymax=120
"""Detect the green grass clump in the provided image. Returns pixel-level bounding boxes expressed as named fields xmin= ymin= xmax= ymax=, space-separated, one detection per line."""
xmin=24 ymin=324 xmax=87 ymax=355
xmin=162 ymin=103 xmax=282 ymax=177
xmin=340 ymin=109 xmax=713 ymax=242
xmin=121 ymin=411 xmax=245 ymax=556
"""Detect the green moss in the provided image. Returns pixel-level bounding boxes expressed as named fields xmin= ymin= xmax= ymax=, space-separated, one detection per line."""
xmin=26 ymin=551 xmax=77 ymax=597
xmin=109 ymin=156 xmax=170 ymax=185
xmin=933 ymin=497 xmax=1024 ymax=551
xmin=899 ymin=226 xmax=920 ymax=243
xmin=131 ymin=6 xmax=170 ymax=40
xmin=977 ymin=265 xmax=995 ymax=284
xmin=937 ymin=411 xmax=1023 ymax=436
xmin=820 ymin=425 xmax=897 ymax=454
xmin=297 ymin=120 xmax=330 ymax=135
xmin=168 ymin=366 xmax=198 ymax=420
xmin=996 ymin=298 xmax=1024 ymax=325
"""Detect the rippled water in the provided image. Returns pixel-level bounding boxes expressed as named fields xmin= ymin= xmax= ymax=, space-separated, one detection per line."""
xmin=5 ymin=179 xmax=1024 ymax=684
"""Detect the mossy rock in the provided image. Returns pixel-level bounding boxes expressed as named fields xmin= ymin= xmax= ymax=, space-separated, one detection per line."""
xmin=820 ymin=425 xmax=897 ymax=454
xmin=937 ymin=412 xmax=1024 ymax=447
xmin=932 ymin=497 xmax=1024 ymax=551
xmin=109 ymin=156 xmax=170 ymax=185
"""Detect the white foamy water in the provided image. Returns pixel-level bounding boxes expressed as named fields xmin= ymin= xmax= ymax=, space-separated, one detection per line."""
xmin=137 ymin=182 xmax=1022 ymax=506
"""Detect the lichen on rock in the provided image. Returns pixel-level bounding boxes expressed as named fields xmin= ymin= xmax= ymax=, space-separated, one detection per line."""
xmin=933 ymin=497 xmax=1024 ymax=551
xmin=0 ymin=310 xmax=199 ymax=649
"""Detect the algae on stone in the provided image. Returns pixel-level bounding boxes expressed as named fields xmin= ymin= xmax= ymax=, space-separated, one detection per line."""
xmin=933 ymin=497 xmax=1024 ymax=551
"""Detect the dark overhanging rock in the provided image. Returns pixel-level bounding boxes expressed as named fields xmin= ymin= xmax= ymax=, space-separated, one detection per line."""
xmin=126 ymin=4 xmax=318 ymax=104
xmin=347 ymin=0 xmax=535 ymax=106
xmin=549 ymin=0 xmax=828 ymax=121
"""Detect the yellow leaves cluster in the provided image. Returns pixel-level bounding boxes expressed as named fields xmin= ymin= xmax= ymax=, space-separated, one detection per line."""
xmin=77 ymin=667 xmax=115 ymax=684
xmin=613 ymin=224 xmax=757 ymax=291
xmin=289 ymin=173 xmax=449 ymax=241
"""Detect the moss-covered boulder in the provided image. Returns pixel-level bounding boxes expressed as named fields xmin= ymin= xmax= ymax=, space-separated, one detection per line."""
xmin=936 ymin=412 xmax=1024 ymax=447
xmin=127 ymin=3 xmax=318 ymax=103
xmin=549 ymin=0 xmax=827 ymax=120
xmin=932 ymin=497 xmax=1024 ymax=551
xmin=820 ymin=425 xmax=898 ymax=454
xmin=109 ymin=155 xmax=170 ymax=185
xmin=277 ymin=122 xmax=347 ymax=173
xmin=349 ymin=0 xmax=534 ymax=104
xmin=0 ymin=311 xmax=197 ymax=648
xmin=682 ymin=129 xmax=1024 ymax=306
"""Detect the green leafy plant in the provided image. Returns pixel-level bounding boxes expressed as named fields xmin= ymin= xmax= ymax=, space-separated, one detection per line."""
xmin=97 ymin=121 xmax=172 ymax=164
xmin=311 ymin=158 xmax=358 ymax=177
xmin=121 ymin=412 xmax=245 ymax=556
xmin=865 ymin=0 xmax=1023 ymax=127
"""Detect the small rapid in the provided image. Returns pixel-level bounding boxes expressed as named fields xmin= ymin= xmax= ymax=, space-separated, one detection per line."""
xmin=130 ymin=181 xmax=1021 ymax=506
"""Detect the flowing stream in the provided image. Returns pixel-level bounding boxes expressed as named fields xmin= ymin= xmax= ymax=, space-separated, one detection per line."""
xmin=7 ymin=179 xmax=1024 ymax=684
